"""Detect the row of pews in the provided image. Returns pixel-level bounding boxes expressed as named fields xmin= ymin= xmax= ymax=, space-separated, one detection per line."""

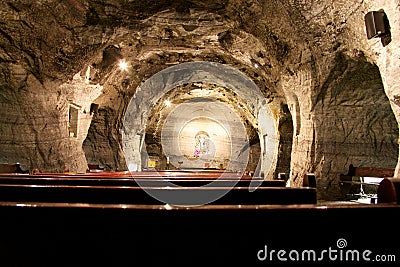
xmin=0 ymin=169 xmax=316 ymax=205
xmin=0 ymin=164 xmax=399 ymax=265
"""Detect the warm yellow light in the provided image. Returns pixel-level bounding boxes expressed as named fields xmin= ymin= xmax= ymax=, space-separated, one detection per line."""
xmin=164 ymin=100 xmax=171 ymax=107
xmin=118 ymin=60 xmax=128 ymax=71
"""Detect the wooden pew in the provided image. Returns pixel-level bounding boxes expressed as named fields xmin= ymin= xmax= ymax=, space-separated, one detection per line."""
xmin=339 ymin=164 xmax=395 ymax=202
xmin=377 ymin=178 xmax=400 ymax=204
xmin=303 ymin=173 xmax=316 ymax=188
xmin=28 ymin=170 xmax=253 ymax=179
xmin=0 ymin=174 xmax=286 ymax=187
xmin=0 ymin=171 xmax=298 ymax=206
xmin=87 ymin=164 xmax=105 ymax=173
xmin=0 ymin=184 xmax=316 ymax=205
xmin=340 ymin=164 xmax=395 ymax=182
xmin=0 ymin=163 xmax=28 ymax=174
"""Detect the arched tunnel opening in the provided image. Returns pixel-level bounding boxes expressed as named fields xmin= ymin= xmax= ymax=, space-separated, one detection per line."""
xmin=121 ymin=61 xmax=284 ymax=179
xmin=143 ymin=85 xmax=263 ymax=173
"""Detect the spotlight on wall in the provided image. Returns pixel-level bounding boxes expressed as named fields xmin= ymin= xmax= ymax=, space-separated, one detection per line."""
xmin=364 ymin=10 xmax=390 ymax=39
xmin=118 ymin=60 xmax=128 ymax=71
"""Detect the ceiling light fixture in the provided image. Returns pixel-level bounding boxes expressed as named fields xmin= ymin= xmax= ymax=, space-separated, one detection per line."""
xmin=118 ymin=60 xmax=128 ymax=71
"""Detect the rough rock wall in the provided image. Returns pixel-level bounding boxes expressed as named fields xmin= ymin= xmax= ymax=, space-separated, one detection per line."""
xmin=314 ymin=54 xmax=398 ymax=200
xmin=0 ymin=1 xmax=106 ymax=172
xmin=278 ymin=1 xmax=400 ymax=200
xmin=365 ymin=0 xmax=400 ymax=177
xmin=83 ymin=106 xmax=127 ymax=171
xmin=0 ymin=67 xmax=96 ymax=173
xmin=274 ymin=104 xmax=293 ymax=178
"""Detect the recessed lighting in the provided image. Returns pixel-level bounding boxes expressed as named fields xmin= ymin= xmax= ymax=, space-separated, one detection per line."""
xmin=164 ymin=100 xmax=171 ymax=107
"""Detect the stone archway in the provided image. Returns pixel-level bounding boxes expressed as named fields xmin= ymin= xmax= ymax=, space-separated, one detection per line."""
xmin=122 ymin=61 xmax=279 ymax=179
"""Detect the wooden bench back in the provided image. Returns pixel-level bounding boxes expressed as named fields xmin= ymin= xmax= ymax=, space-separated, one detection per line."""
xmin=0 ymin=184 xmax=316 ymax=205
xmin=377 ymin=178 xmax=400 ymax=204
xmin=0 ymin=174 xmax=287 ymax=188
xmin=344 ymin=164 xmax=394 ymax=178
xmin=0 ymin=163 xmax=28 ymax=174
xmin=303 ymin=173 xmax=316 ymax=188
xmin=30 ymin=170 xmax=255 ymax=179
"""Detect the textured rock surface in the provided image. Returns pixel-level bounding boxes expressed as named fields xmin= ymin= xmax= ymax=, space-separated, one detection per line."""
xmin=1 ymin=0 xmax=400 ymax=200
